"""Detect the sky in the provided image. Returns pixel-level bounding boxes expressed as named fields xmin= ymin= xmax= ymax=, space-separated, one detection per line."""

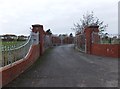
xmin=0 ymin=0 xmax=119 ymax=36
xmin=118 ymin=1 xmax=120 ymax=34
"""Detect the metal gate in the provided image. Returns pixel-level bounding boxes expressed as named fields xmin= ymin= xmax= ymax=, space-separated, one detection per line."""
xmin=76 ymin=33 xmax=86 ymax=53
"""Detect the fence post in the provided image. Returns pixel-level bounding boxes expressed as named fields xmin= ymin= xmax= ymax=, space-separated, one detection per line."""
xmin=32 ymin=24 xmax=45 ymax=56
xmin=84 ymin=26 xmax=99 ymax=54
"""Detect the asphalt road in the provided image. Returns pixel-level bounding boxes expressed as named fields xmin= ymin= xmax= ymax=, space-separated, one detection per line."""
xmin=5 ymin=44 xmax=118 ymax=87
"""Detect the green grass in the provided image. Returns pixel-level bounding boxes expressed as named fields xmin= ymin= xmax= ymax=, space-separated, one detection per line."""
xmin=1 ymin=41 xmax=26 ymax=46
xmin=100 ymin=39 xmax=120 ymax=44
xmin=1 ymin=41 xmax=27 ymax=66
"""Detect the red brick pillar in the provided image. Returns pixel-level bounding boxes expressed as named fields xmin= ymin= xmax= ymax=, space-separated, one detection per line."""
xmin=32 ymin=24 xmax=45 ymax=55
xmin=84 ymin=26 xmax=99 ymax=54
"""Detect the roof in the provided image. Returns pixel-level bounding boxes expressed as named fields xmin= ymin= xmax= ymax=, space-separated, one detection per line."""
xmin=2 ymin=34 xmax=17 ymax=37
xmin=32 ymin=24 xmax=43 ymax=28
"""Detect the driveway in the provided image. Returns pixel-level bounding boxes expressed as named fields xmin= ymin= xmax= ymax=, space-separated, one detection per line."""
xmin=5 ymin=44 xmax=118 ymax=87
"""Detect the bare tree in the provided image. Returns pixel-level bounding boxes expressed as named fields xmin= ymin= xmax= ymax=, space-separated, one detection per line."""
xmin=72 ymin=11 xmax=108 ymax=34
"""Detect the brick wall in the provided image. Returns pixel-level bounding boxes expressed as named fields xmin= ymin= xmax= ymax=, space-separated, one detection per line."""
xmin=1 ymin=24 xmax=51 ymax=87
xmin=75 ymin=26 xmax=120 ymax=58
xmin=1 ymin=24 xmax=62 ymax=87
xmin=91 ymin=44 xmax=120 ymax=58
xmin=1 ymin=44 xmax=40 ymax=86
xmin=63 ymin=37 xmax=74 ymax=44
xmin=52 ymin=36 xmax=61 ymax=46
xmin=0 ymin=24 xmax=64 ymax=87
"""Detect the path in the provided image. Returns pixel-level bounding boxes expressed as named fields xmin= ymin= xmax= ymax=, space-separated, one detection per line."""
xmin=5 ymin=44 xmax=118 ymax=87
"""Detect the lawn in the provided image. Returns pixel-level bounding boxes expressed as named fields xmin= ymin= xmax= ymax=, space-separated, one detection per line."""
xmin=1 ymin=41 xmax=27 ymax=51
xmin=100 ymin=39 xmax=120 ymax=44
xmin=1 ymin=41 xmax=26 ymax=46
xmin=1 ymin=41 xmax=27 ymax=66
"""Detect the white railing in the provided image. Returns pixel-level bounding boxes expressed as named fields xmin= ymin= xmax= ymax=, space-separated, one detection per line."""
xmin=1 ymin=32 xmax=39 ymax=67
xmin=75 ymin=33 xmax=86 ymax=52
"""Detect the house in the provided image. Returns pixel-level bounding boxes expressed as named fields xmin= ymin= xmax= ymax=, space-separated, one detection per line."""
xmin=17 ymin=35 xmax=28 ymax=41
xmin=1 ymin=34 xmax=17 ymax=41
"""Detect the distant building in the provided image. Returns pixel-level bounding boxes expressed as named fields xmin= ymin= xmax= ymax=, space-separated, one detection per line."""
xmin=51 ymin=35 xmax=61 ymax=46
xmin=0 ymin=35 xmax=3 ymax=39
xmin=17 ymin=35 xmax=28 ymax=41
xmin=1 ymin=34 xmax=17 ymax=41
xmin=0 ymin=34 xmax=28 ymax=41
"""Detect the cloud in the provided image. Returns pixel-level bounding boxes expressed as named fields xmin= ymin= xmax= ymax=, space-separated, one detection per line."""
xmin=0 ymin=0 xmax=119 ymax=35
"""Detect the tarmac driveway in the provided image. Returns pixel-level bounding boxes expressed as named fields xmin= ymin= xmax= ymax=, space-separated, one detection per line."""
xmin=5 ymin=44 xmax=118 ymax=87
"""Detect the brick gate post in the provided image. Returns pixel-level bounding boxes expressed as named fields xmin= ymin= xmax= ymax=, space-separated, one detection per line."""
xmin=84 ymin=26 xmax=99 ymax=54
xmin=32 ymin=24 xmax=45 ymax=55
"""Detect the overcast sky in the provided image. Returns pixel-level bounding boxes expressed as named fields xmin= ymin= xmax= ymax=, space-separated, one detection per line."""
xmin=0 ymin=0 xmax=119 ymax=36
